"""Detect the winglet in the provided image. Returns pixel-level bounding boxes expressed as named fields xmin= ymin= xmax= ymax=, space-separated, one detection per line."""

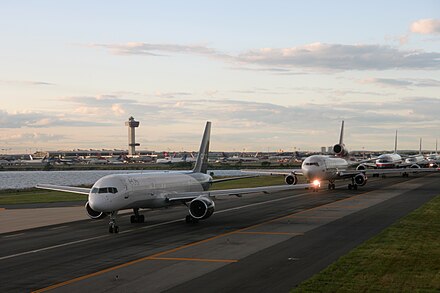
xmin=394 ymin=130 xmax=398 ymax=154
xmin=339 ymin=120 xmax=344 ymax=145
xmin=193 ymin=121 xmax=211 ymax=174
xmin=419 ymin=137 xmax=422 ymax=155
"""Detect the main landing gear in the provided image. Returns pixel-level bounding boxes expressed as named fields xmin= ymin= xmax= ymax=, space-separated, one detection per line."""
xmin=130 ymin=208 xmax=145 ymax=223
xmin=108 ymin=211 xmax=119 ymax=233
xmin=185 ymin=215 xmax=199 ymax=224
xmin=348 ymin=178 xmax=358 ymax=190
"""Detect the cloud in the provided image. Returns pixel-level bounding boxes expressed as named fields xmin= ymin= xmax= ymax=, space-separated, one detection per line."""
xmin=235 ymin=43 xmax=440 ymax=71
xmin=111 ymin=104 xmax=125 ymax=116
xmin=411 ymin=19 xmax=440 ymax=35
xmin=0 ymin=80 xmax=55 ymax=86
xmin=4 ymin=132 xmax=66 ymax=142
xmin=93 ymin=42 xmax=231 ymax=61
xmin=94 ymin=42 xmax=440 ymax=71
xmin=0 ymin=109 xmax=111 ymax=128
xmin=361 ymin=78 xmax=440 ymax=88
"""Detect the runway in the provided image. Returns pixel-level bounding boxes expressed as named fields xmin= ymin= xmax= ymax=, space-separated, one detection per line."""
xmin=0 ymin=173 xmax=439 ymax=292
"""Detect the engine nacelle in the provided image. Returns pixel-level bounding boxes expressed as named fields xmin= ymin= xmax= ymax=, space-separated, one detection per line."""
xmin=429 ymin=162 xmax=438 ymax=168
xmin=333 ymin=143 xmax=348 ymax=157
xmin=85 ymin=201 xmax=107 ymax=219
xmin=189 ymin=196 xmax=215 ymax=220
xmin=356 ymin=164 xmax=366 ymax=171
xmin=354 ymin=173 xmax=367 ymax=186
xmin=285 ymin=174 xmax=298 ymax=185
xmin=410 ymin=164 xmax=421 ymax=169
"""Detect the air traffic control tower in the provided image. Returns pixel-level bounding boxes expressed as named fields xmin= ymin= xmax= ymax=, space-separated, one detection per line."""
xmin=125 ymin=116 xmax=140 ymax=156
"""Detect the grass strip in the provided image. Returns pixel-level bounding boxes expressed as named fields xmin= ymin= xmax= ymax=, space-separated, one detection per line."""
xmin=293 ymin=195 xmax=440 ymax=292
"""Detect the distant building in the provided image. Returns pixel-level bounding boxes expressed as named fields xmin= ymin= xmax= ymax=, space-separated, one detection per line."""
xmin=321 ymin=147 xmax=326 ymax=153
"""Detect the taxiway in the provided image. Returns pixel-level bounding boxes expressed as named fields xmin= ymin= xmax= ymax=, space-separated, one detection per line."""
xmin=0 ymin=173 xmax=438 ymax=292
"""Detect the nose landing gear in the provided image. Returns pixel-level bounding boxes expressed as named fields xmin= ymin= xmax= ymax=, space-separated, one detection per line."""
xmin=108 ymin=211 xmax=119 ymax=233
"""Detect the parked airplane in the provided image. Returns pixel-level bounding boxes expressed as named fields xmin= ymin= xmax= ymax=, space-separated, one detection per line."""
xmin=37 ymin=122 xmax=314 ymax=233
xmin=156 ymin=152 xmax=196 ymax=164
xmin=245 ymin=121 xmax=439 ymax=190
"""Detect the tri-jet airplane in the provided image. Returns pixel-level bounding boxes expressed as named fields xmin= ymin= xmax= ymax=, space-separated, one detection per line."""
xmin=37 ymin=122 xmax=313 ymax=233
xmin=245 ymin=121 xmax=439 ymax=190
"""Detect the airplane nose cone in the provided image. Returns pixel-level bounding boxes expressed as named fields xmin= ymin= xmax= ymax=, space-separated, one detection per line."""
xmin=89 ymin=194 xmax=112 ymax=212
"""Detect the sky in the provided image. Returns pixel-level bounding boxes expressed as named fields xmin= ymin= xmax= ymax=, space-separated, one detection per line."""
xmin=0 ymin=0 xmax=439 ymax=153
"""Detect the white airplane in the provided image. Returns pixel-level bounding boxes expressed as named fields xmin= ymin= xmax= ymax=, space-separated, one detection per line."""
xmin=245 ymin=121 xmax=439 ymax=190
xmin=156 ymin=152 xmax=196 ymax=164
xmin=36 ymin=122 xmax=314 ymax=233
xmin=373 ymin=130 xmax=405 ymax=168
xmin=404 ymin=138 xmax=428 ymax=167
xmin=19 ymin=155 xmax=47 ymax=165
xmin=426 ymin=139 xmax=440 ymax=167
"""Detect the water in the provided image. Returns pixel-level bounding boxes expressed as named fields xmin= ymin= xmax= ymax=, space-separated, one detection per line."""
xmin=0 ymin=169 xmax=248 ymax=190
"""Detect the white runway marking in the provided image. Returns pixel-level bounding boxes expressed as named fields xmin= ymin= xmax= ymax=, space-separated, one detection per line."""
xmin=3 ymin=233 xmax=24 ymax=238
xmin=0 ymin=188 xmax=324 ymax=261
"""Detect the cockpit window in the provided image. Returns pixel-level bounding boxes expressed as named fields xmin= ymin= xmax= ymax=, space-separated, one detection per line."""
xmin=305 ymin=162 xmax=319 ymax=166
xmin=96 ymin=187 xmax=118 ymax=194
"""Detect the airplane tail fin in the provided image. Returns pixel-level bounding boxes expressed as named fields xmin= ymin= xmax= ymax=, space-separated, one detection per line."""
xmin=192 ymin=121 xmax=211 ymax=174
xmin=394 ymin=130 xmax=398 ymax=154
xmin=339 ymin=120 xmax=344 ymax=145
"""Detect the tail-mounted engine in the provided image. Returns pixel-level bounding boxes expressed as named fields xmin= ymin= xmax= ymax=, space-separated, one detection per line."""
xmin=285 ymin=174 xmax=298 ymax=185
xmin=333 ymin=143 xmax=348 ymax=157
xmin=189 ymin=196 xmax=215 ymax=220
xmin=354 ymin=173 xmax=367 ymax=186
xmin=85 ymin=202 xmax=107 ymax=219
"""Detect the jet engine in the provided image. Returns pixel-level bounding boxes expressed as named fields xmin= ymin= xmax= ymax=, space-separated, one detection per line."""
xmin=333 ymin=143 xmax=348 ymax=157
xmin=85 ymin=201 xmax=107 ymax=219
xmin=354 ymin=173 xmax=367 ymax=186
xmin=285 ymin=174 xmax=298 ymax=185
xmin=356 ymin=164 xmax=366 ymax=171
xmin=189 ymin=196 xmax=215 ymax=220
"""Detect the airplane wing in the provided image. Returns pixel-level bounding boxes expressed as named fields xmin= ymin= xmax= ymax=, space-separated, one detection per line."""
xmin=35 ymin=184 xmax=90 ymax=195
xmin=166 ymin=183 xmax=313 ymax=202
xmin=337 ymin=167 xmax=439 ymax=177
xmin=209 ymin=175 xmax=258 ymax=184
xmin=241 ymin=169 xmax=303 ymax=176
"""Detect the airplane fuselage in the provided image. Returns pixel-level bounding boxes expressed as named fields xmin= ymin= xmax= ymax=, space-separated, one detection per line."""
xmin=301 ymin=155 xmax=349 ymax=181
xmin=88 ymin=172 xmax=212 ymax=213
xmin=375 ymin=153 xmax=402 ymax=168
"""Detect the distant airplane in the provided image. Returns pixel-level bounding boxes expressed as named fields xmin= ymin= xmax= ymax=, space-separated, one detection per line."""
xmin=156 ymin=152 xmax=196 ymax=164
xmin=37 ymin=122 xmax=313 ymax=233
xmin=245 ymin=121 xmax=439 ymax=190
xmin=18 ymin=155 xmax=47 ymax=165
xmin=404 ymin=138 xmax=428 ymax=167
xmin=217 ymin=152 xmax=259 ymax=163
xmin=372 ymin=130 xmax=405 ymax=168
xmin=426 ymin=139 xmax=440 ymax=167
